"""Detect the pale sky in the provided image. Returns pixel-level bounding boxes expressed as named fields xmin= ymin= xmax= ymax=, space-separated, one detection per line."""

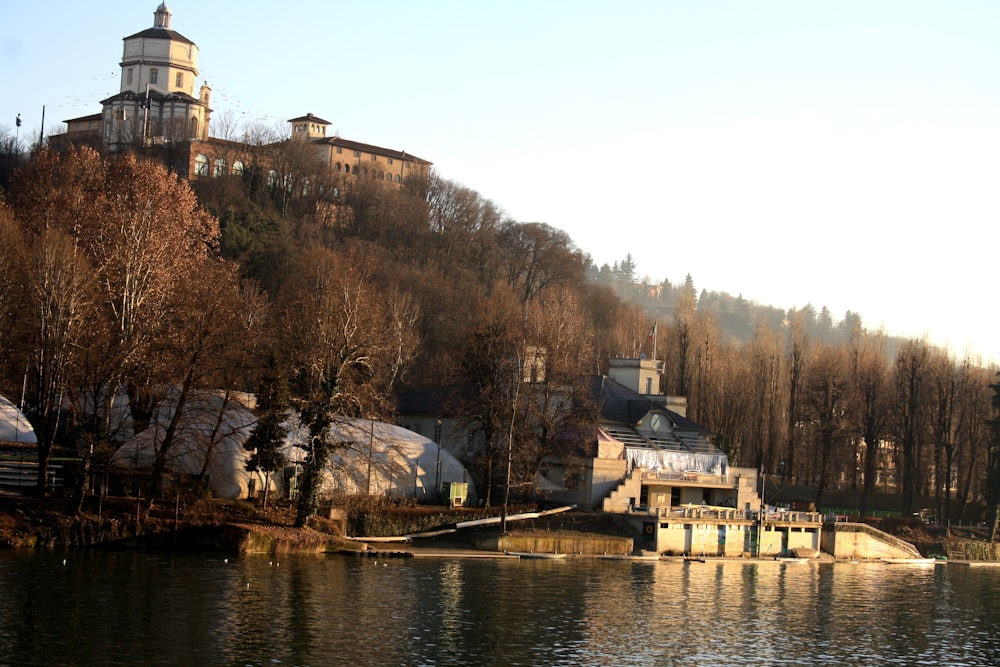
xmin=2 ymin=1 xmax=998 ymax=364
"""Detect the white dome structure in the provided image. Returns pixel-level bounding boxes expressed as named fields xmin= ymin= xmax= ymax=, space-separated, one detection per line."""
xmin=110 ymin=389 xmax=259 ymax=500
xmin=0 ymin=396 xmax=36 ymax=445
xmin=283 ymin=417 xmax=476 ymax=505
xmin=111 ymin=394 xmax=476 ymax=504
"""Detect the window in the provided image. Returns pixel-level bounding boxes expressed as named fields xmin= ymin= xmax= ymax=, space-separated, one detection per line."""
xmin=213 ymin=157 xmax=226 ymax=177
xmin=267 ymin=169 xmax=277 ymax=188
xmin=194 ymin=154 xmax=208 ymax=177
xmin=387 ymin=158 xmax=393 ymax=165
xmin=232 ymin=160 xmax=244 ymax=175
xmin=371 ymin=154 xmax=377 ymax=162
xmin=394 ymin=174 xmax=401 ymax=183
xmin=336 ymin=147 xmax=342 ymax=154
xmin=353 ymin=150 xmax=360 ymax=158
xmin=127 ymin=68 xmax=133 ymax=85
xmin=150 ymin=68 xmax=159 ymax=84
xmin=334 ymin=162 xmax=341 ymax=172
xmin=175 ymin=72 xmax=183 ymax=87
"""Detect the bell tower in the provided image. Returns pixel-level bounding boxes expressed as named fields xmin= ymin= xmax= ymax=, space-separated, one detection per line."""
xmin=101 ymin=4 xmax=211 ymax=149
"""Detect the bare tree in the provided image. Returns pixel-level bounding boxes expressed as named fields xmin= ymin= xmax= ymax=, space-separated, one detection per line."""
xmin=784 ymin=309 xmax=810 ymax=484
xmin=278 ymin=248 xmax=418 ymax=524
xmin=801 ymin=344 xmax=851 ymax=506
xmin=0 ymin=204 xmax=27 ymax=377
xmin=985 ymin=373 xmax=1000 ymax=542
xmin=21 ymin=228 xmax=96 ymax=493
xmin=496 ymin=222 xmax=586 ymax=303
xmin=893 ymin=339 xmax=931 ymax=515
xmin=926 ymin=348 xmax=961 ymax=522
xmin=457 ymin=287 xmax=524 ymax=508
xmin=851 ymin=330 xmax=891 ymax=517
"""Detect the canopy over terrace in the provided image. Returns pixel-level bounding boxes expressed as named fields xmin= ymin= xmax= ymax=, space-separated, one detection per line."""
xmin=601 ymin=424 xmax=728 ymax=477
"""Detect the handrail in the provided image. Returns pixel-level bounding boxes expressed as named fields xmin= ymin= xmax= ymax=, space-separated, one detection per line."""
xmin=833 ymin=521 xmax=921 ymax=558
xmin=628 ymin=505 xmax=824 ymax=524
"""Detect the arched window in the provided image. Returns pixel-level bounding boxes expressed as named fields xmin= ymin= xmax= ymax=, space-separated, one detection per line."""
xmin=190 ymin=116 xmax=199 ymax=139
xmin=267 ymin=169 xmax=278 ymax=188
xmin=213 ymin=157 xmax=227 ymax=177
xmin=194 ymin=154 xmax=209 ymax=177
xmin=394 ymin=174 xmax=401 ymax=183
xmin=335 ymin=162 xmax=341 ymax=172
xmin=232 ymin=160 xmax=244 ymax=175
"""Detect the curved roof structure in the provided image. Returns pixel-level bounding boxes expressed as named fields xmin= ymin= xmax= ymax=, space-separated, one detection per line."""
xmin=112 ymin=395 xmax=475 ymax=503
xmin=0 ymin=396 xmax=37 ymax=446
xmin=283 ymin=417 xmax=476 ymax=503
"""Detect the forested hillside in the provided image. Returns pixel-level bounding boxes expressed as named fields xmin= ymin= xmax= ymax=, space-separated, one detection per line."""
xmin=1 ymin=143 xmax=998 ymax=527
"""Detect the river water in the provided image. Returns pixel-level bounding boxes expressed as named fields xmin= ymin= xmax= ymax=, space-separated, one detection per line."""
xmin=1 ymin=550 xmax=999 ymax=666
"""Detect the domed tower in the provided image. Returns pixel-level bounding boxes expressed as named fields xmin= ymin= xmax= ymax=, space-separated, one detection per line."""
xmin=101 ymin=4 xmax=212 ymax=149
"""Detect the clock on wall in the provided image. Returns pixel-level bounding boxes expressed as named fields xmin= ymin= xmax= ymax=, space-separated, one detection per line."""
xmin=649 ymin=414 xmax=663 ymax=432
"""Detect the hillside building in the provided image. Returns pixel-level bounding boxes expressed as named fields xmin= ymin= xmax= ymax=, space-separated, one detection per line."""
xmin=59 ymin=4 xmax=429 ymax=186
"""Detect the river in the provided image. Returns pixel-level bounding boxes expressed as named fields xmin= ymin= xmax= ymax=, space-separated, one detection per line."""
xmin=1 ymin=550 xmax=999 ymax=666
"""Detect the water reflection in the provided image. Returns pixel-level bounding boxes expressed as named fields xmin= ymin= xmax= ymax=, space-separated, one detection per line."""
xmin=2 ymin=552 xmax=1000 ymax=666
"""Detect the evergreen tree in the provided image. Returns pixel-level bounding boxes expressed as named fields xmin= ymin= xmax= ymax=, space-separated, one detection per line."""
xmin=244 ymin=356 xmax=289 ymax=510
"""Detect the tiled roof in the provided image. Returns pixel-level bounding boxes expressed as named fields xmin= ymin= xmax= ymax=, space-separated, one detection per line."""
xmin=100 ymin=89 xmax=199 ymax=106
xmin=124 ymin=27 xmax=195 ymax=45
xmin=288 ymin=113 xmax=332 ymax=125
xmin=317 ymin=136 xmax=431 ymax=165
xmin=64 ymin=113 xmax=103 ymax=123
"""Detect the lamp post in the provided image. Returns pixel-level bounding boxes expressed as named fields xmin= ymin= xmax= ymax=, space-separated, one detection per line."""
xmin=500 ymin=353 xmax=522 ymax=534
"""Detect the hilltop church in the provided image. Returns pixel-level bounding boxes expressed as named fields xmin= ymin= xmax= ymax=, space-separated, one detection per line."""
xmin=59 ymin=3 xmax=430 ymax=184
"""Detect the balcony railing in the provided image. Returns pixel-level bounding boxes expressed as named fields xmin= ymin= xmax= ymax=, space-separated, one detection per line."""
xmin=641 ymin=470 xmax=730 ymax=485
xmin=627 ymin=504 xmax=824 ymax=524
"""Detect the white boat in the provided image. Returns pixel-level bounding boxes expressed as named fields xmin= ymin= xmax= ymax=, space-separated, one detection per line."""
xmin=508 ymin=552 xmax=568 ymax=560
xmin=880 ymin=558 xmax=937 ymax=565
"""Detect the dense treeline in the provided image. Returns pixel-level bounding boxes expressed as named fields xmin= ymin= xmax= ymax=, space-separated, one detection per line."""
xmin=1 ymin=140 xmax=999 ymax=531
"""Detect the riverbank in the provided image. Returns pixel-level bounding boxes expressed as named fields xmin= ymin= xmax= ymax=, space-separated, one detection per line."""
xmin=2 ymin=494 xmax=997 ymax=561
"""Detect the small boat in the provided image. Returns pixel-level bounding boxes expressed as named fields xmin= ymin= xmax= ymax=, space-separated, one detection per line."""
xmin=507 ymin=552 xmax=568 ymax=560
xmin=880 ymin=558 xmax=937 ymax=565
xmin=599 ymin=553 xmax=661 ymax=561
xmin=776 ymin=557 xmax=809 ymax=563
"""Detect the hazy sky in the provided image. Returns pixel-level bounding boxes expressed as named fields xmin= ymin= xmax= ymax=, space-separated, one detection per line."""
xmin=2 ymin=1 xmax=998 ymax=363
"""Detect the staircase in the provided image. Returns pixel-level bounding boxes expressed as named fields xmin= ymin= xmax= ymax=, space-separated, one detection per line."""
xmin=602 ymin=469 xmax=643 ymax=513
xmin=825 ymin=522 xmax=923 ymax=559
